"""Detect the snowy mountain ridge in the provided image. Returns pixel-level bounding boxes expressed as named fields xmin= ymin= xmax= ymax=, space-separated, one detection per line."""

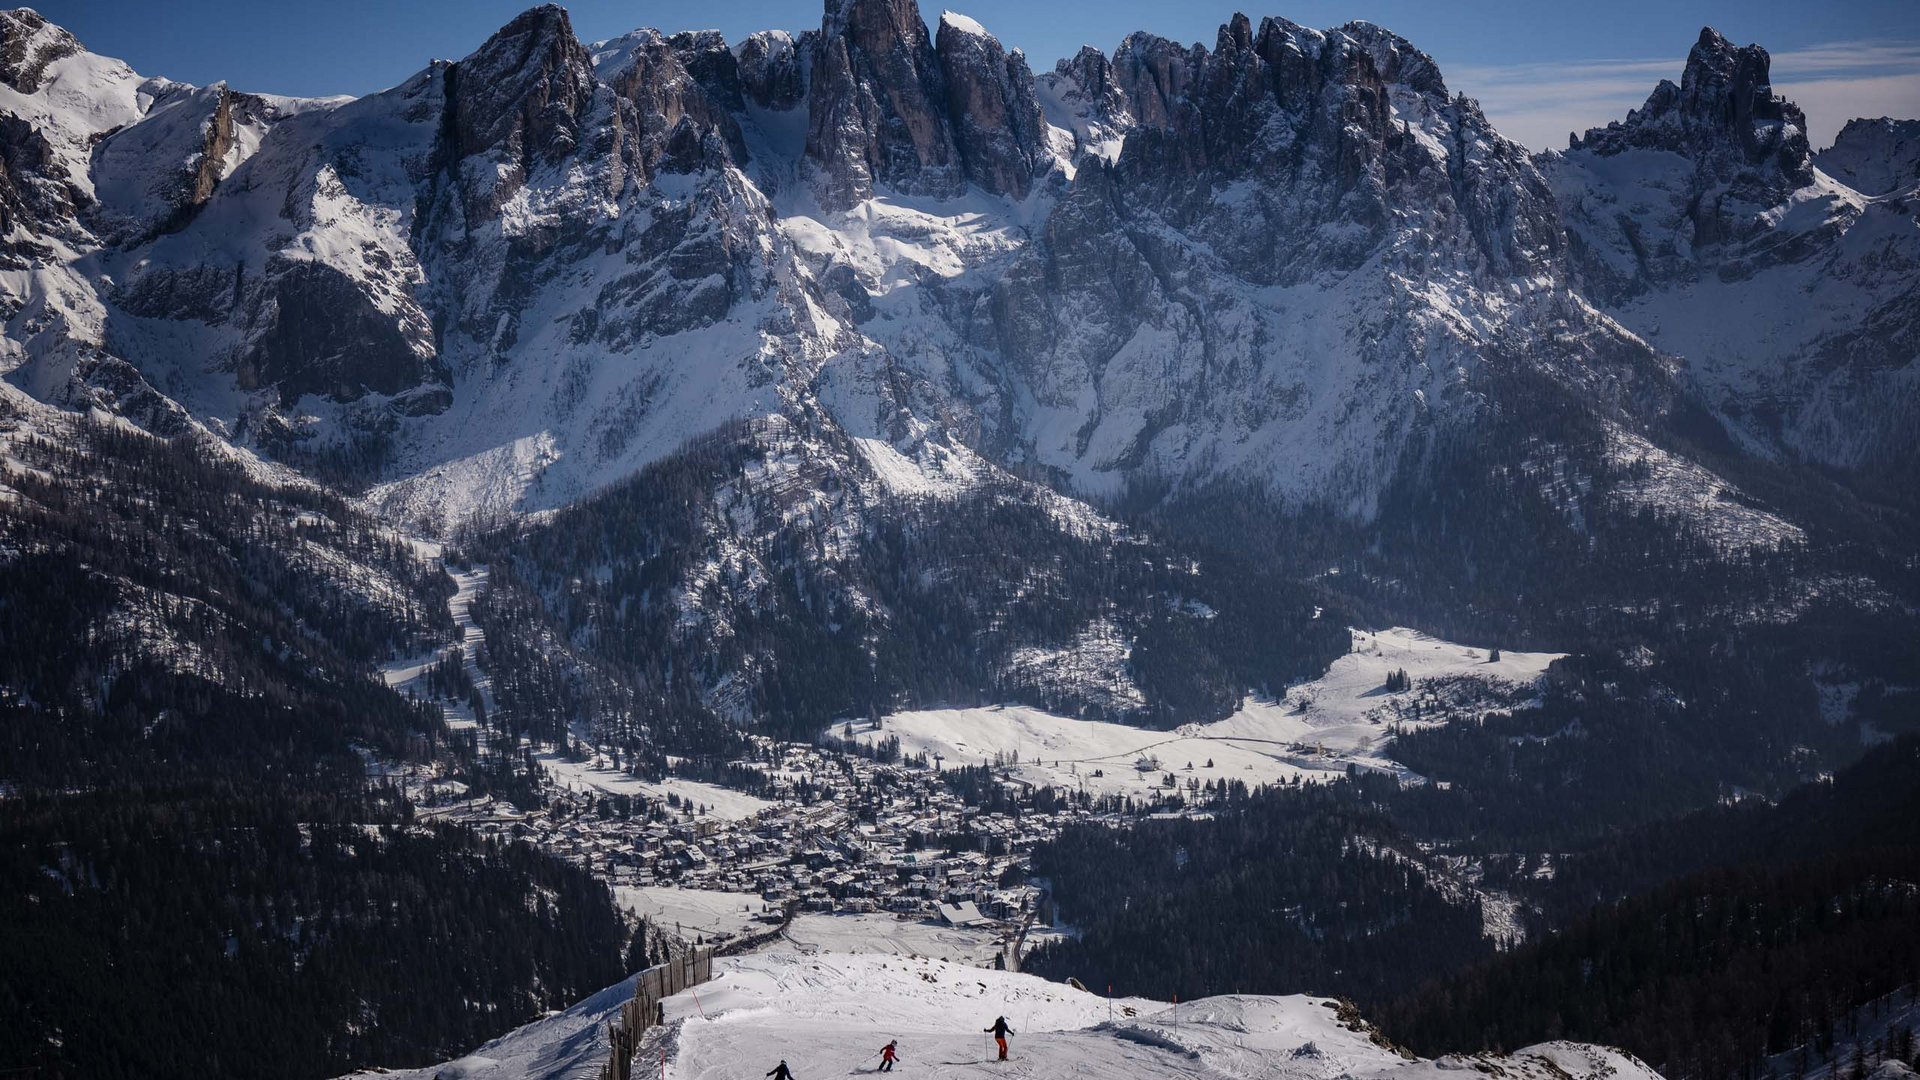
xmin=0 ymin=0 xmax=1911 ymax=539
xmin=1 ymin=0 xmax=1915 ymax=734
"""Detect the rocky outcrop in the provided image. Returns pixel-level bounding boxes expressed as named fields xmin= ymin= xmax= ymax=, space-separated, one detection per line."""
xmin=0 ymin=8 xmax=80 ymax=93
xmin=805 ymin=0 xmax=963 ymax=207
xmin=440 ymin=4 xmax=597 ymax=216
xmin=601 ymin=29 xmax=748 ymax=180
xmin=934 ymin=13 xmax=1047 ymax=199
xmin=1573 ymin=28 xmax=1810 ymax=184
xmin=736 ymin=30 xmax=808 ymax=112
xmin=189 ymin=88 xmax=239 ymax=207
xmin=237 ymin=257 xmax=444 ymax=407
xmin=0 ymin=112 xmax=53 ymax=253
xmin=1561 ymin=28 xmax=1812 ymax=264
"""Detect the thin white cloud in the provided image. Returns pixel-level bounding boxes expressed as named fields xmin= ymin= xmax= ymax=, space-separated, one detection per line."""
xmin=1452 ymin=40 xmax=1920 ymax=152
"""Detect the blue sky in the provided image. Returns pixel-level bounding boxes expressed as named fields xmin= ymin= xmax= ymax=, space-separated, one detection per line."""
xmin=32 ymin=0 xmax=1920 ymax=149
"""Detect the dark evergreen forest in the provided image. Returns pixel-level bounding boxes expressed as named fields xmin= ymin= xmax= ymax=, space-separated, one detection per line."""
xmin=0 ymin=409 xmax=635 ymax=1080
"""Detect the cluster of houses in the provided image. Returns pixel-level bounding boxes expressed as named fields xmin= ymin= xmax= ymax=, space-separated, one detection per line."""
xmin=403 ymin=738 xmax=1094 ymax=946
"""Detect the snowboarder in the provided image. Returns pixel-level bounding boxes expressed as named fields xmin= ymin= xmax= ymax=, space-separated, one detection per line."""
xmin=878 ymin=1040 xmax=899 ymax=1072
xmin=984 ymin=1017 xmax=1014 ymax=1061
xmin=767 ymin=1060 xmax=795 ymax=1080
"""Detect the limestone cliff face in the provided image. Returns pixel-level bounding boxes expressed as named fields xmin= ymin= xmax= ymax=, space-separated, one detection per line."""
xmin=804 ymin=0 xmax=964 ymax=207
xmin=935 ymin=13 xmax=1047 ymax=199
xmin=441 ymin=4 xmax=598 ymax=218
xmin=736 ymin=30 xmax=809 ymax=112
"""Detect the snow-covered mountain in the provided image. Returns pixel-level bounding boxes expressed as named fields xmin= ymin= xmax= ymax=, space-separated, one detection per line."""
xmin=1 ymin=0 xmax=1915 ymax=733
xmin=4 ymin=0 xmax=1911 ymax=532
xmin=1546 ymin=28 xmax=1920 ymax=472
xmin=344 ymin=949 xmax=1669 ymax=1080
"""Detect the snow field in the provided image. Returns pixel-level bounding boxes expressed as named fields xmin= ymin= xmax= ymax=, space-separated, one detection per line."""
xmin=781 ymin=913 xmax=1008 ymax=965
xmin=617 ymin=886 xmax=772 ymax=941
xmin=343 ymin=951 xmax=1668 ymax=1080
xmin=536 ymin=752 xmax=776 ymax=821
xmin=858 ymin=628 xmax=1561 ymax=793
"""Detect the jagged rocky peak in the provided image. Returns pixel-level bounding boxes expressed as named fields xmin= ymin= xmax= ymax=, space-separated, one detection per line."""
xmin=735 ymin=29 xmax=807 ymax=111
xmin=806 ymin=0 xmax=963 ymax=206
xmin=1035 ymin=43 xmax=1131 ymax=161
xmin=1032 ymin=11 xmax=1560 ymax=284
xmin=1051 ymin=45 xmax=1123 ymax=117
xmin=1818 ymin=116 xmax=1920 ymax=197
xmin=669 ymin=29 xmax=747 ymax=113
xmin=1107 ymin=15 xmax=1406 ymax=195
xmin=1108 ymin=30 xmax=1201 ymax=132
xmin=934 ymin=11 xmax=1047 ymax=198
xmin=444 ymin=4 xmax=597 ymax=209
xmin=595 ymin=26 xmax=748 ymax=177
xmin=0 ymin=7 xmax=81 ymax=93
xmin=1338 ymin=20 xmax=1446 ymax=98
xmin=1573 ymin=26 xmax=1811 ymax=185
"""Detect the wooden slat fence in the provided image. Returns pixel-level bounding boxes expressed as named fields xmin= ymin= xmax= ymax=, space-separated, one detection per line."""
xmin=599 ymin=947 xmax=714 ymax=1080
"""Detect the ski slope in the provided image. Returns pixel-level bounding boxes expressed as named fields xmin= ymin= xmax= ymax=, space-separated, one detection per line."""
xmin=380 ymin=561 xmax=494 ymax=738
xmin=859 ymin=628 xmax=1561 ymax=794
xmin=344 ymin=950 xmax=1665 ymax=1080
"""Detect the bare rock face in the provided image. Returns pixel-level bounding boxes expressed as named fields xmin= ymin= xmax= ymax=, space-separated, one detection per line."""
xmin=0 ymin=8 xmax=80 ymax=93
xmin=441 ymin=4 xmax=597 ymax=217
xmin=601 ymin=29 xmax=748 ymax=180
xmin=934 ymin=13 xmax=1048 ymax=199
xmin=669 ymin=30 xmax=747 ymax=114
xmin=736 ymin=30 xmax=808 ymax=112
xmin=1107 ymin=31 xmax=1201 ymax=135
xmin=237 ymin=257 xmax=443 ymax=407
xmin=0 ymin=112 xmax=53 ymax=254
xmin=805 ymin=0 xmax=963 ymax=207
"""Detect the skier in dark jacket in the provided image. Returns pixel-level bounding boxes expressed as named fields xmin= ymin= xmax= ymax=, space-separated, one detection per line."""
xmin=879 ymin=1040 xmax=899 ymax=1071
xmin=984 ymin=1016 xmax=1014 ymax=1060
xmin=767 ymin=1060 xmax=795 ymax=1080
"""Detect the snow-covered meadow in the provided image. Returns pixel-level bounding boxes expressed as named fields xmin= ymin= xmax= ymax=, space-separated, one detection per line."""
xmin=857 ymin=628 xmax=1561 ymax=794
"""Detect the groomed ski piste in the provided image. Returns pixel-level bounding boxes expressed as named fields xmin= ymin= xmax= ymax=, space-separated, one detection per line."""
xmin=344 ymin=951 xmax=1662 ymax=1080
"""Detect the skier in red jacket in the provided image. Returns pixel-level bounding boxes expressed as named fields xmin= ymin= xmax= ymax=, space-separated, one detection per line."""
xmin=879 ymin=1040 xmax=899 ymax=1072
